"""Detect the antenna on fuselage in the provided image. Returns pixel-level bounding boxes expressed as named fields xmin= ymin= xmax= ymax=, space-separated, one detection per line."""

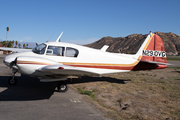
xmin=48 ymin=32 xmax=54 ymax=41
xmin=56 ymin=31 xmax=63 ymax=42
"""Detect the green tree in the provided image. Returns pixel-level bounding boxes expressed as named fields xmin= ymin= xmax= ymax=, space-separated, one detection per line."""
xmin=7 ymin=41 xmax=12 ymax=47
xmin=23 ymin=44 xmax=26 ymax=48
xmin=15 ymin=41 xmax=18 ymax=47
xmin=26 ymin=43 xmax=28 ymax=48
xmin=18 ymin=43 xmax=21 ymax=48
xmin=2 ymin=41 xmax=8 ymax=47
xmin=12 ymin=40 xmax=14 ymax=48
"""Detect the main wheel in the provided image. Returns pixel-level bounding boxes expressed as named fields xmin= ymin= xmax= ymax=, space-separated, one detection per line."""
xmin=8 ymin=76 xmax=17 ymax=85
xmin=57 ymin=82 xmax=68 ymax=92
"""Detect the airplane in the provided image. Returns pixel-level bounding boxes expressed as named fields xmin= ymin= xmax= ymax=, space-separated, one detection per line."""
xmin=0 ymin=32 xmax=168 ymax=92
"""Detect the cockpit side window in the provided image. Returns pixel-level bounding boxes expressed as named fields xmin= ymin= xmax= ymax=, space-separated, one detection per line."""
xmin=66 ymin=47 xmax=79 ymax=57
xmin=32 ymin=44 xmax=46 ymax=54
xmin=46 ymin=46 xmax=65 ymax=56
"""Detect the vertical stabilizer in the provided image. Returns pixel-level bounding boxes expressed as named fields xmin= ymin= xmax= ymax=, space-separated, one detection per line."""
xmin=135 ymin=32 xmax=152 ymax=59
xmin=133 ymin=32 xmax=167 ymax=70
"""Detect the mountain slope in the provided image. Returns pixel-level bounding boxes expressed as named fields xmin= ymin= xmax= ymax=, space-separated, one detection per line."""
xmin=86 ymin=32 xmax=180 ymax=55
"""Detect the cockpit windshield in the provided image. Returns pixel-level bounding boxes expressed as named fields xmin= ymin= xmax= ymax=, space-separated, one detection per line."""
xmin=32 ymin=44 xmax=46 ymax=54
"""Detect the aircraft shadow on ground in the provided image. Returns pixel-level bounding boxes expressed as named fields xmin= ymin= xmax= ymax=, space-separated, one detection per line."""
xmin=67 ymin=76 xmax=131 ymax=84
xmin=0 ymin=75 xmax=130 ymax=101
xmin=0 ymin=75 xmax=57 ymax=101
xmin=173 ymin=71 xmax=180 ymax=73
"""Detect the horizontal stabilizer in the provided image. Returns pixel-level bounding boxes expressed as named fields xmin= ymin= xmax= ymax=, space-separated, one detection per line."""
xmin=141 ymin=60 xmax=171 ymax=65
xmin=101 ymin=45 xmax=109 ymax=52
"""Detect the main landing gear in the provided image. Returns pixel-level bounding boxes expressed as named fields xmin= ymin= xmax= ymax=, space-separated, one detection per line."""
xmin=57 ymin=81 xmax=68 ymax=92
xmin=8 ymin=70 xmax=18 ymax=85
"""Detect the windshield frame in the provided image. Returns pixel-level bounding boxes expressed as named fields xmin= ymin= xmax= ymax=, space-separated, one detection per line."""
xmin=32 ymin=43 xmax=47 ymax=54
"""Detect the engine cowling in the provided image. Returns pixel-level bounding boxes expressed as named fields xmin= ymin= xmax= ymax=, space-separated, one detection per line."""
xmin=16 ymin=56 xmax=57 ymax=75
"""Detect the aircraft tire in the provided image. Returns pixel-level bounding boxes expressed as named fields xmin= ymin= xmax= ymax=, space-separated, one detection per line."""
xmin=8 ymin=76 xmax=17 ymax=85
xmin=57 ymin=82 xmax=68 ymax=92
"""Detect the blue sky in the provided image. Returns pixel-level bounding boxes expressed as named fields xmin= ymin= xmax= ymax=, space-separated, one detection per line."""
xmin=0 ymin=0 xmax=180 ymax=45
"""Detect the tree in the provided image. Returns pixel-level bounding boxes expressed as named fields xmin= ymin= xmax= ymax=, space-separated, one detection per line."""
xmin=18 ymin=43 xmax=21 ymax=48
xmin=2 ymin=41 xmax=8 ymax=47
xmin=12 ymin=40 xmax=14 ymax=48
xmin=7 ymin=41 xmax=12 ymax=47
xmin=23 ymin=44 xmax=26 ymax=48
xmin=6 ymin=27 xmax=9 ymax=40
xmin=15 ymin=41 xmax=18 ymax=47
xmin=26 ymin=43 xmax=28 ymax=48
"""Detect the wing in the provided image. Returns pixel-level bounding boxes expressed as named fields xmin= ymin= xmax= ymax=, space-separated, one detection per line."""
xmin=38 ymin=64 xmax=99 ymax=82
xmin=0 ymin=47 xmax=32 ymax=53
xmin=39 ymin=64 xmax=99 ymax=75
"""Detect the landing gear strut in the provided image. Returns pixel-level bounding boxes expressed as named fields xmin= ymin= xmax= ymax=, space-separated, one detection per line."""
xmin=57 ymin=81 xmax=68 ymax=92
xmin=8 ymin=70 xmax=18 ymax=85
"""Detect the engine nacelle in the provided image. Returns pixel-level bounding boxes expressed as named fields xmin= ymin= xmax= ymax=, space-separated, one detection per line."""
xmin=16 ymin=56 xmax=57 ymax=75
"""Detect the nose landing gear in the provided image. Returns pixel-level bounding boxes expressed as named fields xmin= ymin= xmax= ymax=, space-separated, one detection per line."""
xmin=8 ymin=76 xmax=17 ymax=85
xmin=8 ymin=70 xmax=18 ymax=85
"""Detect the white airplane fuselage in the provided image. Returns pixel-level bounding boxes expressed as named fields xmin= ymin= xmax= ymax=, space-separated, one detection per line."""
xmin=1 ymin=32 xmax=168 ymax=92
xmin=4 ymin=42 xmax=137 ymax=79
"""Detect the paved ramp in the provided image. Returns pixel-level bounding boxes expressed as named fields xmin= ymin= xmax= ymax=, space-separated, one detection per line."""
xmin=0 ymin=55 xmax=110 ymax=120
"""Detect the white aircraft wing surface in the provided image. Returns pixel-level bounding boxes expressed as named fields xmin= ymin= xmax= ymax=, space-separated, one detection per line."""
xmin=0 ymin=47 xmax=32 ymax=53
xmin=39 ymin=64 xmax=99 ymax=76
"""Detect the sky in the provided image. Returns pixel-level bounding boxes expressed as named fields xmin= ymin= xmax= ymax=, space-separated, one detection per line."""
xmin=0 ymin=0 xmax=180 ymax=45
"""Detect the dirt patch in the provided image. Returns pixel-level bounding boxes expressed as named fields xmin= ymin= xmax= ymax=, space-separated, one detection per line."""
xmin=70 ymin=68 xmax=180 ymax=120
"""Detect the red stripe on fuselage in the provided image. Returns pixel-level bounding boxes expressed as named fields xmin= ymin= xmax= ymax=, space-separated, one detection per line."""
xmin=17 ymin=61 xmax=136 ymax=70
xmin=17 ymin=61 xmax=53 ymax=65
xmin=63 ymin=64 xmax=135 ymax=70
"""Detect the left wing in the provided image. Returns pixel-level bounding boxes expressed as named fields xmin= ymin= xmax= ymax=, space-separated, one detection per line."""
xmin=39 ymin=64 xmax=99 ymax=76
xmin=0 ymin=47 xmax=32 ymax=53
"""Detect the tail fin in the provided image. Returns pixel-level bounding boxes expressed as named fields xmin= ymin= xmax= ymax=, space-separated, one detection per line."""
xmin=134 ymin=32 xmax=167 ymax=70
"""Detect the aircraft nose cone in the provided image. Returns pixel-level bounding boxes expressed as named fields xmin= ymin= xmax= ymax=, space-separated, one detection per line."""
xmin=3 ymin=58 xmax=10 ymax=66
xmin=3 ymin=56 xmax=15 ymax=67
xmin=3 ymin=59 xmax=5 ymax=63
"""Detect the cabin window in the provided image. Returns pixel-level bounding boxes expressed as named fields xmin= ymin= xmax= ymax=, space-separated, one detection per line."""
xmin=66 ymin=47 xmax=79 ymax=57
xmin=32 ymin=44 xmax=46 ymax=54
xmin=46 ymin=46 xmax=65 ymax=56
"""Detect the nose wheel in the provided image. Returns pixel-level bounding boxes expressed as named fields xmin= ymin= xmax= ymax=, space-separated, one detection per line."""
xmin=8 ymin=70 xmax=18 ymax=85
xmin=8 ymin=76 xmax=17 ymax=85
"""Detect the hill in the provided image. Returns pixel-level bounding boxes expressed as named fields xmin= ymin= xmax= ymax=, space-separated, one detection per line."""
xmin=86 ymin=32 xmax=180 ymax=55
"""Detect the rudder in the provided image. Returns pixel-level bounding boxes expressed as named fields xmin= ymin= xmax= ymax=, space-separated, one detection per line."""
xmin=141 ymin=33 xmax=167 ymax=64
xmin=134 ymin=32 xmax=167 ymax=70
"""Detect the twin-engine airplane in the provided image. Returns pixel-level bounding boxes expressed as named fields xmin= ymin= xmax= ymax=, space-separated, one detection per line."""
xmin=0 ymin=32 xmax=168 ymax=92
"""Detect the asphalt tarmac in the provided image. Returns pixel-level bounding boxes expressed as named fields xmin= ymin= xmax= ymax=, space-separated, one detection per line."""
xmin=0 ymin=54 xmax=179 ymax=120
xmin=167 ymin=60 xmax=180 ymax=67
xmin=0 ymin=54 xmax=110 ymax=120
